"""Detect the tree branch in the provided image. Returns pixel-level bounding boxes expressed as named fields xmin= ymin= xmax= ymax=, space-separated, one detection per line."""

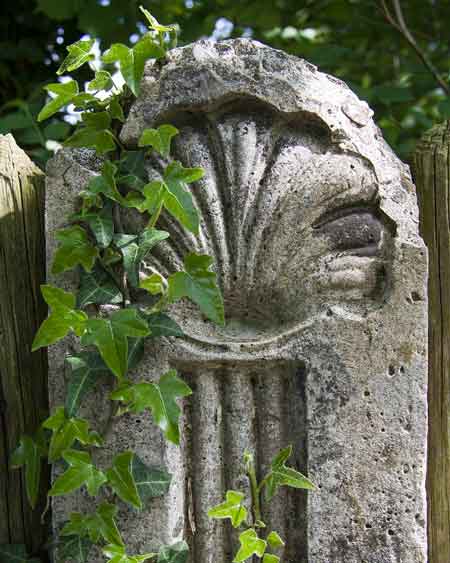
xmin=379 ymin=0 xmax=450 ymax=95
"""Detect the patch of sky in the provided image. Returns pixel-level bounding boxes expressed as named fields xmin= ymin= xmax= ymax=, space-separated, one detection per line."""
xmin=211 ymin=18 xmax=234 ymax=41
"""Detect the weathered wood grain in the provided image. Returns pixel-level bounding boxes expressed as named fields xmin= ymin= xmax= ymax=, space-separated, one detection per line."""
xmin=413 ymin=122 xmax=450 ymax=563
xmin=0 ymin=134 xmax=48 ymax=554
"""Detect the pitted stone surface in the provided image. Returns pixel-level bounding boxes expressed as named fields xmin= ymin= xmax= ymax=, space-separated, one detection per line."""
xmin=46 ymin=39 xmax=428 ymax=562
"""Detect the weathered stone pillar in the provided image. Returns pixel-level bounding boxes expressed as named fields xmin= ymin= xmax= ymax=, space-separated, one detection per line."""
xmin=47 ymin=40 xmax=428 ymax=562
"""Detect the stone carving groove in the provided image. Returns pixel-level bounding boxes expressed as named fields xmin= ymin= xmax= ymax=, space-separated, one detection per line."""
xmin=46 ymin=39 xmax=428 ymax=562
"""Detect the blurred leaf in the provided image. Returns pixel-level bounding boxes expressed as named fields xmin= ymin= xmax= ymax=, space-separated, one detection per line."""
xmin=37 ymin=81 xmax=79 ymax=122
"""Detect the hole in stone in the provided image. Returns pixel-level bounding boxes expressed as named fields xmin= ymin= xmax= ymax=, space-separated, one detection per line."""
xmin=364 ymin=390 xmax=370 ymax=397
xmin=410 ymin=291 xmax=422 ymax=302
xmin=387 ymin=529 xmax=395 ymax=536
xmin=388 ymin=365 xmax=395 ymax=376
xmin=400 ymin=366 xmax=405 ymax=374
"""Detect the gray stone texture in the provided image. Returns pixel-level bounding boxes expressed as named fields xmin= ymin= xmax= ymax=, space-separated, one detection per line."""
xmin=46 ymin=39 xmax=428 ymax=562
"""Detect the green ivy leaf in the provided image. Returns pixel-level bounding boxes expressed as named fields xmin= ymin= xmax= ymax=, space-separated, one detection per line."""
xmin=146 ymin=313 xmax=184 ymax=338
xmin=88 ymin=70 xmax=113 ymax=92
xmin=207 ymin=490 xmax=247 ymax=528
xmin=72 ymin=201 xmax=114 ymax=248
xmin=263 ymin=445 xmax=315 ymax=501
xmin=65 ymin=352 xmax=111 ymax=417
xmin=127 ymin=338 xmax=145 ymax=370
xmin=103 ymin=544 xmax=156 ymax=563
xmin=157 ymin=542 xmax=189 ymax=563
xmin=42 ymin=407 xmax=101 ymax=462
xmin=81 ymin=160 xmax=124 ymax=205
xmin=262 ymin=554 xmax=280 ymax=563
xmin=140 ymin=273 xmax=165 ymax=295
xmin=131 ymin=455 xmax=171 ymax=506
xmin=57 ymin=38 xmax=95 ymax=75
xmin=102 ymin=35 xmax=165 ymax=96
xmin=110 ymin=97 xmax=125 ymax=122
xmin=234 ymin=529 xmax=266 ymax=563
xmin=61 ymin=502 xmax=124 ymax=546
xmin=58 ymin=535 xmax=92 ymax=563
xmin=32 ymin=285 xmax=87 ymax=351
xmin=10 ymin=432 xmax=46 ymax=509
xmin=106 ymin=451 xmax=142 ymax=509
xmin=72 ymin=92 xmax=103 ymax=111
xmin=118 ymin=150 xmax=147 ymax=191
xmin=168 ymin=253 xmax=224 ymax=325
xmin=77 ymin=266 xmax=123 ymax=308
xmin=138 ymin=125 xmax=179 ymax=158
xmin=114 ymin=228 xmax=169 ymax=287
xmin=140 ymin=7 xmax=174 ymax=33
xmin=52 ymin=225 xmax=99 ymax=274
xmin=266 ymin=531 xmax=285 ymax=549
xmin=83 ymin=308 xmax=150 ymax=379
xmin=37 ymin=80 xmax=79 ymax=122
xmin=110 ymin=370 xmax=191 ymax=445
xmin=0 ymin=544 xmax=40 ymax=563
xmin=49 ymin=449 xmax=107 ymax=497
xmin=65 ymin=111 xmax=116 ymax=154
xmin=130 ymin=162 xmax=204 ymax=232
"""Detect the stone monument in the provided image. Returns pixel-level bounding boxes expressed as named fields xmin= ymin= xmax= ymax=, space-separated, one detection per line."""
xmin=46 ymin=39 xmax=428 ymax=562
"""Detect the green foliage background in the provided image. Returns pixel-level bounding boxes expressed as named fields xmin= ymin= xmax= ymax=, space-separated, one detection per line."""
xmin=2 ymin=0 xmax=450 ymax=166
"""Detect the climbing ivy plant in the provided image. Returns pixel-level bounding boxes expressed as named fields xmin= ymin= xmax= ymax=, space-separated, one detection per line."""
xmin=3 ymin=7 xmax=314 ymax=563
xmin=209 ymin=448 xmax=315 ymax=563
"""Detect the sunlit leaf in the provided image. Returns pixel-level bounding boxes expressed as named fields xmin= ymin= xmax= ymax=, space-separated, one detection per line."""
xmin=234 ymin=529 xmax=266 ymax=563
xmin=138 ymin=125 xmax=179 ymax=158
xmin=32 ymin=285 xmax=87 ymax=351
xmin=102 ymin=35 xmax=165 ymax=96
xmin=208 ymin=490 xmax=248 ymax=528
xmin=42 ymin=407 xmax=101 ymax=462
xmin=88 ymin=70 xmax=113 ymax=92
xmin=57 ymin=38 xmax=95 ymax=75
xmin=103 ymin=543 xmax=156 ymax=563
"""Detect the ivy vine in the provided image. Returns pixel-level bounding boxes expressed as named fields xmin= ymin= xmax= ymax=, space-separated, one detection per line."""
xmin=2 ymin=7 xmax=315 ymax=563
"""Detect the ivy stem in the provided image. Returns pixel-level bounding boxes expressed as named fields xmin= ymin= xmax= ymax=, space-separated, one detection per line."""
xmin=101 ymin=401 xmax=121 ymax=443
xmin=112 ymin=202 xmax=131 ymax=304
xmin=246 ymin=453 xmax=262 ymax=524
xmin=148 ymin=201 xmax=163 ymax=228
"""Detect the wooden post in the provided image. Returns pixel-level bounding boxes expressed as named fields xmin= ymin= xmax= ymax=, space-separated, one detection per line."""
xmin=0 ymin=134 xmax=48 ymax=555
xmin=413 ymin=122 xmax=450 ymax=563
